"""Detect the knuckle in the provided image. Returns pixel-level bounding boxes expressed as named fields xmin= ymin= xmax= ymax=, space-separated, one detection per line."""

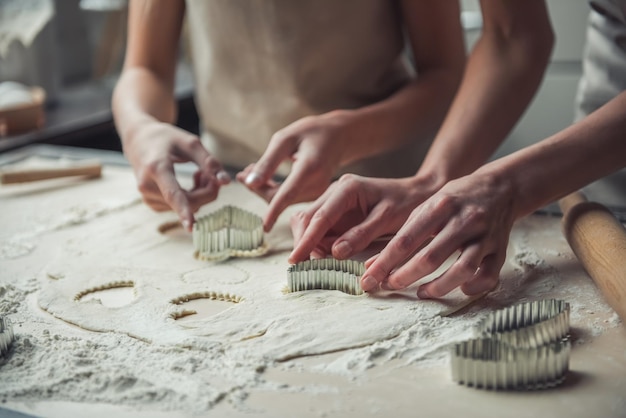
xmin=392 ymin=233 xmax=415 ymax=253
xmin=455 ymin=258 xmax=479 ymax=277
xmin=310 ymin=208 xmax=333 ymax=229
xmin=370 ymin=261 xmax=391 ymax=278
xmin=270 ymin=129 xmax=289 ymax=144
xmin=465 ymin=207 xmax=488 ymax=227
xmin=290 ymin=210 xmax=311 ymax=227
xmin=432 ymin=194 xmax=456 ymax=214
xmin=337 ymin=173 xmax=360 ymax=188
xmin=136 ymin=179 xmax=152 ymax=195
xmin=185 ymin=134 xmax=202 ymax=149
xmin=348 ymin=225 xmax=367 ymax=241
xmin=424 ymin=282 xmax=447 ymax=298
xmin=416 ymin=248 xmax=440 ymax=272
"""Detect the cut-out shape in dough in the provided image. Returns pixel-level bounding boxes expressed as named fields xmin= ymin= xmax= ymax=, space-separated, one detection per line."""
xmin=171 ymin=292 xmax=243 ymax=321
xmin=158 ymin=220 xmax=182 ymax=234
xmin=182 ymin=266 xmax=250 ymax=286
xmin=75 ymin=281 xmax=135 ymax=308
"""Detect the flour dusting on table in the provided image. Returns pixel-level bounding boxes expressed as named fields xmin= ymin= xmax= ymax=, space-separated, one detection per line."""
xmin=0 ymin=165 xmax=621 ymax=415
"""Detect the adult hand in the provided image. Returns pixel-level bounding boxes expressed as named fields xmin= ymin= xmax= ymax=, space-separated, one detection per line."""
xmin=288 ymin=174 xmax=435 ymax=264
xmin=360 ymin=170 xmax=518 ymax=298
xmin=124 ymin=121 xmax=231 ymax=230
xmin=236 ymin=110 xmax=353 ymax=232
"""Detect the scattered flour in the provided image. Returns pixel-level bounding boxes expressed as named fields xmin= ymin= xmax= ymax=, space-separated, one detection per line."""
xmin=0 ymin=172 xmax=622 ymax=415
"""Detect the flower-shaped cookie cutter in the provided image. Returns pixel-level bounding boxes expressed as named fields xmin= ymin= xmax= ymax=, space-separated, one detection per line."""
xmin=0 ymin=316 xmax=14 ymax=356
xmin=287 ymin=258 xmax=366 ymax=296
xmin=193 ymin=205 xmax=268 ymax=262
xmin=451 ymin=299 xmax=571 ymax=390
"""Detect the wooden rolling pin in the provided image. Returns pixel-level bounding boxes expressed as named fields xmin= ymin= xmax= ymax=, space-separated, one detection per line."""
xmin=0 ymin=161 xmax=102 ymax=184
xmin=559 ymin=192 xmax=626 ymax=324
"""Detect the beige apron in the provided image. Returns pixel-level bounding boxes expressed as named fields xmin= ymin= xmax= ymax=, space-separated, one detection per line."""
xmin=575 ymin=0 xmax=626 ymax=206
xmin=184 ymin=0 xmax=430 ymax=178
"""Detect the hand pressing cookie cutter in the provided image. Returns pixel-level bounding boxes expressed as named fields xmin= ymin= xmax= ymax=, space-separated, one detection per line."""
xmin=192 ymin=205 xmax=268 ymax=261
xmin=287 ymin=258 xmax=365 ymax=296
xmin=0 ymin=316 xmax=14 ymax=356
xmin=451 ymin=299 xmax=571 ymax=390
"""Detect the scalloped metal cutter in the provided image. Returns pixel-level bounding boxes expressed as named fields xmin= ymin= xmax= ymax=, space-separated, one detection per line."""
xmin=451 ymin=299 xmax=571 ymax=390
xmin=0 ymin=316 xmax=14 ymax=357
xmin=192 ymin=205 xmax=268 ymax=261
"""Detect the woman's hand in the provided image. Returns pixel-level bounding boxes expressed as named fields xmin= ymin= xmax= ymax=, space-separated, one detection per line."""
xmin=237 ymin=110 xmax=355 ymax=231
xmin=125 ymin=121 xmax=231 ymax=230
xmin=289 ymin=174 xmax=438 ymax=264
xmin=360 ymin=169 xmax=519 ymax=298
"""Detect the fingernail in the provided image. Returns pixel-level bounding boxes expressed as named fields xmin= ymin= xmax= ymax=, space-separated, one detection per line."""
xmin=417 ymin=287 xmax=430 ymax=299
xmin=333 ymin=241 xmax=352 ymax=259
xmin=380 ymin=281 xmax=393 ymax=291
xmin=245 ymin=172 xmax=261 ymax=185
xmin=217 ymin=171 xmax=231 ymax=183
xmin=311 ymin=250 xmax=325 ymax=259
xmin=181 ymin=219 xmax=191 ymax=232
xmin=361 ymin=275 xmax=378 ymax=292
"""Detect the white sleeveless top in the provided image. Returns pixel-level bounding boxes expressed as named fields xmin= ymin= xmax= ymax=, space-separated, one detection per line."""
xmin=575 ymin=0 xmax=626 ymax=207
xmin=183 ymin=0 xmax=430 ymax=178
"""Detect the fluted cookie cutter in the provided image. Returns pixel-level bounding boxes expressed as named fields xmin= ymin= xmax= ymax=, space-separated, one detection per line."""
xmin=451 ymin=299 xmax=571 ymax=390
xmin=476 ymin=299 xmax=570 ymax=348
xmin=287 ymin=258 xmax=366 ymax=296
xmin=193 ymin=205 xmax=268 ymax=261
xmin=0 ymin=316 xmax=14 ymax=356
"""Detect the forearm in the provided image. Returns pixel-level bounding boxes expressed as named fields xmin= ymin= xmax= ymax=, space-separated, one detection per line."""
xmin=418 ymin=3 xmax=554 ymax=187
xmin=112 ymin=67 xmax=178 ymax=147
xmin=337 ymin=66 xmax=463 ymax=166
xmin=483 ymin=91 xmax=626 ymax=218
xmin=112 ymin=0 xmax=184 ymax=149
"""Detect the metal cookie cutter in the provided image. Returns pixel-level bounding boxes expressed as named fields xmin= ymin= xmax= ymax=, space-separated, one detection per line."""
xmin=287 ymin=258 xmax=366 ymax=296
xmin=451 ymin=299 xmax=571 ymax=390
xmin=0 ymin=316 xmax=14 ymax=356
xmin=193 ymin=205 xmax=268 ymax=261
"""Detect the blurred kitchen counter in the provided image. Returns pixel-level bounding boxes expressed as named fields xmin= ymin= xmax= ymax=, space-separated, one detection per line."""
xmin=0 ymin=62 xmax=196 ymax=154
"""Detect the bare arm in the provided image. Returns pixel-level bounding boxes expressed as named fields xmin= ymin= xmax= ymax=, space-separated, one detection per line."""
xmin=245 ymin=0 xmax=467 ymax=230
xmin=112 ymin=0 xmax=228 ymax=230
xmin=416 ymin=0 xmax=554 ymax=187
xmin=492 ymin=90 xmax=626 ymax=217
xmin=334 ymin=0 xmax=467 ymax=165
xmin=362 ymin=90 xmax=626 ymax=298
xmin=113 ymin=0 xmax=183 ymax=139
xmin=289 ymin=0 xmax=554 ymax=262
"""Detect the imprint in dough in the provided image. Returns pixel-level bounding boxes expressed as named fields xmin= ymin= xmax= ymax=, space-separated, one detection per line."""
xmin=75 ymin=281 xmax=135 ymax=308
xmin=158 ymin=220 xmax=191 ymax=243
xmin=171 ymin=292 xmax=243 ymax=322
xmin=182 ymin=266 xmax=250 ymax=286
